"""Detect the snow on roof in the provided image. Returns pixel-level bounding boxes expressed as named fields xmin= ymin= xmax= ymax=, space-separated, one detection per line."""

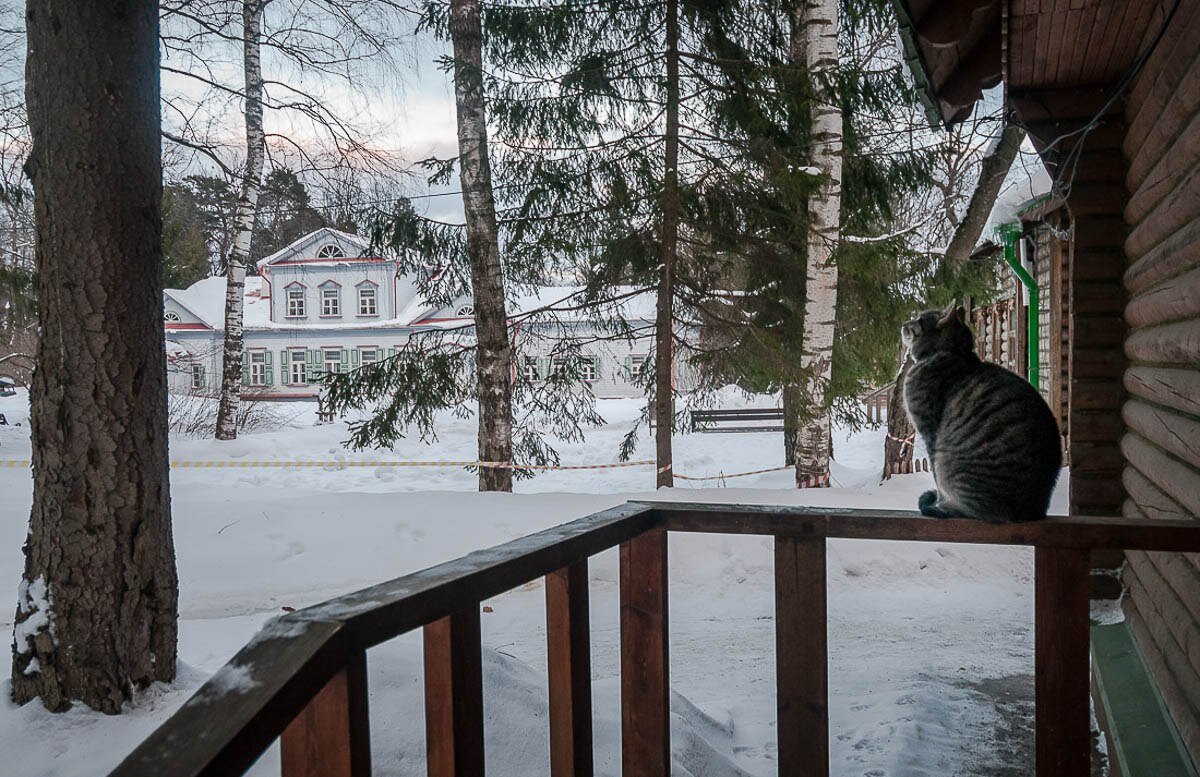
xmin=165 ymin=276 xmax=271 ymax=329
xmin=256 ymin=227 xmax=373 ymax=268
xmin=416 ymin=285 xmax=658 ymax=327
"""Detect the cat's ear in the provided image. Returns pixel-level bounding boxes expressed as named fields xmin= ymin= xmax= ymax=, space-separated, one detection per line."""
xmin=937 ymin=301 xmax=959 ymax=328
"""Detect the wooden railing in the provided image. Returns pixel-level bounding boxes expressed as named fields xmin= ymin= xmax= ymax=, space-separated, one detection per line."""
xmin=108 ymin=502 xmax=1200 ymax=777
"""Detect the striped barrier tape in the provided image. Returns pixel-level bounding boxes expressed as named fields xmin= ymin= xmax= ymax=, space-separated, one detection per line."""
xmin=0 ymin=459 xmax=832 ymax=485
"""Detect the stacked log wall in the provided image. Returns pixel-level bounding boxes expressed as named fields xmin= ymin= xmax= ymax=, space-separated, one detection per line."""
xmin=1120 ymin=0 xmax=1200 ymax=760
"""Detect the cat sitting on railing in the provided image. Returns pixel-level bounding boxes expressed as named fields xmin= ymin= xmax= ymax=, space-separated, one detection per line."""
xmin=901 ymin=303 xmax=1062 ymax=523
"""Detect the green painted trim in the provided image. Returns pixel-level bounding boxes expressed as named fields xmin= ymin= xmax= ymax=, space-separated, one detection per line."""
xmin=1092 ymin=622 xmax=1199 ymax=777
xmin=997 ymin=222 xmax=1038 ymax=387
xmin=890 ymin=0 xmax=945 ymax=129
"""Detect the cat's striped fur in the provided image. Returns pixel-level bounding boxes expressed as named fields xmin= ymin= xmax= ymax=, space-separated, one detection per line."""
xmin=901 ymin=305 xmax=1062 ymax=523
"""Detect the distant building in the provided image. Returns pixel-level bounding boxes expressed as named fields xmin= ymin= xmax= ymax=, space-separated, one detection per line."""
xmin=163 ymin=227 xmax=696 ymax=400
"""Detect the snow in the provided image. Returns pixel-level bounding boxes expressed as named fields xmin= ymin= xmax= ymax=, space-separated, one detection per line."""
xmin=0 ymin=387 xmax=1067 ymax=776
xmin=13 ymin=575 xmax=53 ymax=656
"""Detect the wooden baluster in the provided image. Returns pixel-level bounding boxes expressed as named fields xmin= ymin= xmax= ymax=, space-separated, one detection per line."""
xmin=1035 ymin=546 xmax=1091 ymax=777
xmin=281 ymin=648 xmax=372 ymax=777
xmin=620 ymin=528 xmax=670 ymax=777
xmin=775 ymin=535 xmax=829 ymax=776
xmin=424 ymin=609 xmax=485 ymax=777
xmin=547 ymin=561 xmax=594 ymax=777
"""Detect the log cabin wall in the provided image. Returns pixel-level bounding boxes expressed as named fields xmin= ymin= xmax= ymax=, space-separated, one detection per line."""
xmin=1119 ymin=0 xmax=1200 ymax=759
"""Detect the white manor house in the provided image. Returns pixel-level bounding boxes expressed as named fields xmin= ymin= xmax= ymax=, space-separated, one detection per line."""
xmin=163 ymin=228 xmax=696 ymax=400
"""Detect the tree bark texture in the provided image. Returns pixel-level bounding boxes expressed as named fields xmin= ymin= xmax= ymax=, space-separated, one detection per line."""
xmin=793 ymin=0 xmax=842 ymax=487
xmin=881 ymin=350 xmax=915 ymax=482
xmin=942 ymin=120 xmax=1026 ymax=265
xmin=654 ymin=0 xmax=681 ymax=489
xmin=215 ymin=0 xmax=268 ymax=440
xmin=450 ymin=0 xmax=514 ymax=492
xmin=14 ymin=0 xmax=178 ymax=713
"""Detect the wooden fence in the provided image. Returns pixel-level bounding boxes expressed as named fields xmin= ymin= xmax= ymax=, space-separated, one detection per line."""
xmin=108 ymin=502 xmax=1200 ymax=777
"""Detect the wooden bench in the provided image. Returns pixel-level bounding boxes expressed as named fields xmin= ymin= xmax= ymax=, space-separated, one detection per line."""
xmin=690 ymin=407 xmax=785 ymax=433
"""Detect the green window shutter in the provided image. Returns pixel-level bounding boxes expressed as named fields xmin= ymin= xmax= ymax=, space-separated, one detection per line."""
xmin=351 ymin=349 xmax=360 ymax=368
xmin=280 ymin=350 xmax=288 ymax=382
xmin=306 ymin=349 xmax=318 ymax=382
xmin=537 ymin=356 xmax=550 ymax=380
xmin=264 ymin=351 xmax=273 ymax=386
xmin=340 ymin=349 xmax=350 ymax=372
xmin=624 ymin=356 xmax=632 ymax=379
xmin=387 ymin=347 xmax=396 ymax=359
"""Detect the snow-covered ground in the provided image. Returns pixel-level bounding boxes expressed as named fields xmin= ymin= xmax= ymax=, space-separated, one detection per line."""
xmin=0 ymin=389 xmax=1066 ymax=777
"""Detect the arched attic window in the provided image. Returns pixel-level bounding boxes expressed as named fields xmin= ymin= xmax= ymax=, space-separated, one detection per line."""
xmin=164 ymin=311 xmax=181 ymax=322
xmin=317 ymin=243 xmax=345 ymax=258
xmin=455 ymin=304 xmax=475 ymax=317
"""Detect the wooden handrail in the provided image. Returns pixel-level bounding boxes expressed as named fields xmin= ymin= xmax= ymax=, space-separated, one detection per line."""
xmin=108 ymin=501 xmax=1200 ymax=777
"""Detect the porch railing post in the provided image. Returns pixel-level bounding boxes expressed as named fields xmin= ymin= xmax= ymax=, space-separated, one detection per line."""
xmin=280 ymin=648 xmax=372 ymax=777
xmin=775 ymin=534 xmax=829 ymax=776
xmin=620 ymin=528 xmax=670 ymax=777
xmin=546 ymin=561 xmax=594 ymax=777
xmin=424 ymin=609 xmax=485 ymax=777
xmin=1035 ymin=546 xmax=1091 ymax=777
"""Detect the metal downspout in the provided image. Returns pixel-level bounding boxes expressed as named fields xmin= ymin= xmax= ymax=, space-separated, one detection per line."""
xmin=998 ymin=222 xmax=1039 ymax=388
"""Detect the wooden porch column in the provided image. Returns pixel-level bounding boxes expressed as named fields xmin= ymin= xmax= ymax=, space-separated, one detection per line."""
xmin=620 ymin=529 xmax=670 ymax=777
xmin=546 ymin=561 xmax=594 ymax=777
xmin=424 ymin=609 xmax=485 ymax=777
xmin=775 ymin=535 xmax=829 ymax=776
xmin=281 ymin=649 xmax=372 ymax=777
xmin=1035 ymin=546 xmax=1091 ymax=777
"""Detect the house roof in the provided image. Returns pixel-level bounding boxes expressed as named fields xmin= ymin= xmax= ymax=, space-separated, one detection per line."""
xmin=893 ymin=1 xmax=1167 ymax=128
xmin=255 ymin=227 xmax=374 ymax=269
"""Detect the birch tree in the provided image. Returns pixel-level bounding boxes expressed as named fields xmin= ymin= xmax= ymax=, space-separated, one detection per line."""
xmin=13 ymin=0 xmax=177 ymax=712
xmin=214 ymin=0 xmax=268 ymax=441
xmin=792 ymin=0 xmax=843 ymax=486
xmin=449 ymin=0 xmax=514 ymax=491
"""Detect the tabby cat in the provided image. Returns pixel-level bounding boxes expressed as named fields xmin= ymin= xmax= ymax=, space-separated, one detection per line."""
xmin=901 ymin=304 xmax=1062 ymax=523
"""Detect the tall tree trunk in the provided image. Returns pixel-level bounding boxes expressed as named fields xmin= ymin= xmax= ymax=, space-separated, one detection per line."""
xmin=783 ymin=384 xmax=800 ymax=466
xmin=214 ymin=0 xmax=268 ymax=441
xmin=881 ymin=349 xmax=915 ymax=482
xmin=942 ymin=120 xmax=1026 ymax=265
xmin=654 ymin=0 xmax=681 ymax=488
xmin=450 ymin=0 xmax=514 ymax=492
xmin=13 ymin=0 xmax=178 ymax=713
xmin=793 ymin=0 xmax=843 ymax=487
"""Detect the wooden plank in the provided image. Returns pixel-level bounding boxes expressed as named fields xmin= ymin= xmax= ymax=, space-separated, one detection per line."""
xmin=424 ymin=610 xmax=485 ymax=777
xmin=1127 ymin=263 xmax=1200 ymax=329
xmin=1124 ymin=218 xmax=1200 ymax=295
xmin=620 ymin=529 xmax=670 ymax=777
xmin=1122 ymin=399 xmax=1200 ymax=471
xmin=281 ymin=649 xmax=371 ymax=777
xmin=774 ymin=536 xmax=828 ymax=776
xmin=1123 ymin=465 xmax=1193 ymax=522
xmin=109 ymin=619 xmax=348 ymax=777
xmin=648 ymin=502 xmax=1200 ymax=551
xmin=1035 ymin=546 xmax=1091 ymax=777
xmin=1125 ymin=320 xmax=1200 ymax=369
xmin=546 ymin=562 xmax=594 ymax=777
xmin=292 ymin=503 xmax=657 ymax=649
xmin=1121 ymin=433 xmax=1200 ymax=526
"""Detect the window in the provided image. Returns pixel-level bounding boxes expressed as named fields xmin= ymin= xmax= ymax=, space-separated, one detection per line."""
xmin=629 ymin=354 xmax=650 ymax=382
xmin=523 ymin=356 xmax=540 ymax=381
xmin=317 ymin=243 xmax=344 ymax=258
xmin=321 ymin=286 xmax=341 ymax=317
xmin=323 ymin=348 xmax=343 ymax=376
xmin=190 ymin=364 xmax=205 ymax=389
xmin=360 ymin=348 xmax=379 ymax=366
xmin=164 ymin=311 xmax=181 ymax=322
xmin=358 ymin=286 xmax=377 ymax=316
xmin=290 ymin=350 xmax=307 ymax=385
xmin=249 ymin=351 xmax=267 ymax=386
xmin=287 ymin=288 xmax=306 ymax=317
xmin=455 ymin=304 xmax=475 ymax=317
xmin=579 ymin=355 xmax=598 ymax=382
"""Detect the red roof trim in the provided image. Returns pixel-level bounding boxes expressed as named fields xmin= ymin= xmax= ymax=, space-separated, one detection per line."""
xmin=164 ymin=323 xmax=212 ymax=331
xmin=270 ymin=256 xmax=392 ymax=267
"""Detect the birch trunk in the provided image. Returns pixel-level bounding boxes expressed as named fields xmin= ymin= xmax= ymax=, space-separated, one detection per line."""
xmin=214 ymin=0 xmax=268 ymax=441
xmin=654 ymin=0 xmax=681 ymax=488
xmin=793 ymin=0 xmax=842 ymax=487
xmin=450 ymin=0 xmax=514 ymax=492
xmin=13 ymin=0 xmax=178 ymax=712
